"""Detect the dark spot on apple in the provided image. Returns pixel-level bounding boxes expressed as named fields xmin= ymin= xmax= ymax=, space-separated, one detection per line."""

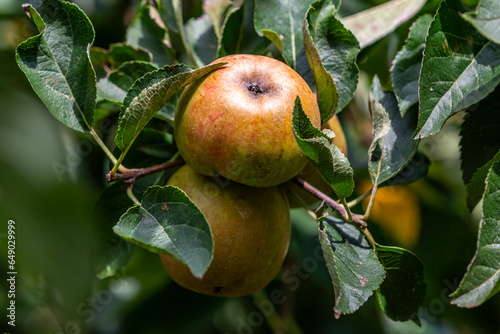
xmin=247 ymin=82 xmax=268 ymax=96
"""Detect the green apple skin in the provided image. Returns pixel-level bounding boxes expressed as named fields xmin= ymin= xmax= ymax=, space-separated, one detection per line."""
xmin=160 ymin=164 xmax=291 ymax=297
xmin=174 ymin=54 xmax=321 ymax=187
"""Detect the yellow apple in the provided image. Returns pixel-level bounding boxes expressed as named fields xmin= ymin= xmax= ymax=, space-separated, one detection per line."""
xmin=160 ymin=164 xmax=291 ymax=296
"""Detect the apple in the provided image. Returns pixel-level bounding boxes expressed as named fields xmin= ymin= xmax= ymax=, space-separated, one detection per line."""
xmin=288 ymin=115 xmax=348 ymax=207
xmin=174 ymin=54 xmax=321 ymax=187
xmin=160 ymin=164 xmax=291 ymax=296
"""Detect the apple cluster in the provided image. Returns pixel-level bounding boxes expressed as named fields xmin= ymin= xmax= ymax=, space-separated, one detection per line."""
xmin=161 ymin=55 xmax=345 ymax=296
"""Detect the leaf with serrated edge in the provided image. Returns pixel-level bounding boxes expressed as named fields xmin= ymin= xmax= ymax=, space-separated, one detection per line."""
xmin=97 ymin=61 xmax=158 ymax=103
xmin=292 ymin=97 xmax=354 ymax=198
xmin=391 ymin=14 xmax=433 ymax=116
xmin=416 ymin=0 xmax=500 ymax=138
xmin=125 ymin=1 xmax=173 ymax=67
xmin=460 ymin=86 xmax=500 ymax=190
xmin=254 ymin=0 xmax=315 ymax=69
xmin=466 ymin=150 xmax=500 ymax=211
xmin=369 ymin=77 xmax=420 ymax=186
xmin=16 ymin=0 xmax=96 ymax=133
xmin=305 ymin=0 xmax=359 ymax=114
xmin=114 ymin=186 xmax=213 ymax=278
xmin=461 ymin=0 xmax=500 ymax=44
xmin=375 ymin=245 xmax=426 ymax=324
xmin=319 ymin=216 xmax=385 ymax=318
xmin=451 ymin=160 xmax=500 ymax=307
xmin=341 ymin=0 xmax=426 ymax=49
xmin=303 ymin=0 xmax=339 ymax=122
xmin=115 ymin=62 xmax=225 ymax=153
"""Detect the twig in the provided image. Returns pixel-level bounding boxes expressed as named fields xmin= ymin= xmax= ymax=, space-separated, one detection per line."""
xmin=362 ymin=183 xmax=378 ymax=220
xmin=293 ymin=177 xmax=366 ymax=229
xmin=107 ymin=160 xmax=185 ymax=183
xmin=346 ymin=188 xmax=372 ymax=208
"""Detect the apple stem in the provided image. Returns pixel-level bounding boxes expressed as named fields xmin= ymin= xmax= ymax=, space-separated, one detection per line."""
xmin=107 ymin=159 xmax=185 ymax=184
xmin=293 ymin=177 xmax=367 ymax=229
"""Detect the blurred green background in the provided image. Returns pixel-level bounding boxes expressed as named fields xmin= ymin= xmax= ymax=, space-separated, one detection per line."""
xmin=1 ymin=0 xmax=499 ymax=333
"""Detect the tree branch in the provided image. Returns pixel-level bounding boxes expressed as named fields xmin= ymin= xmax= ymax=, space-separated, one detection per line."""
xmin=107 ymin=160 xmax=185 ymax=184
xmin=293 ymin=177 xmax=367 ymax=229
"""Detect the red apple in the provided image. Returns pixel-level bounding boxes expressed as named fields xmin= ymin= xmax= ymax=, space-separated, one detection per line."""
xmin=174 ymin=54 xmax=321 ymax=187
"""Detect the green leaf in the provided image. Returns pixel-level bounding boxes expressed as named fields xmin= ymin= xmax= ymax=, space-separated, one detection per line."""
xmin=106 ymin=43 xmax=153 ymax=67
xmin=254 ymin=0 xmax=315 ymax=69
xmin=114 ymin=185 xmax=214 ymax=278
xmin=466 ymin=150 xmax=500 ymax=211
xmin=303 ymin=0 xmax=339 ymax=123
xmin=416 ymin=0 xmax=500 ymax=138
xmin=451 ymin=160 xmax=500 ymax=307
xmin=319 ymin=216 xmax=385 ymax=318
xmin=15 ymin=0 xmax=96 ymax=133
xmin=391 ymin=14 xmax=433 ymax=116
xmin=126 ymin=0 xmax=173 ymax=67
xmin=341 ymin=0 xmax=426 ymax=49
xmin=462 ymin=0 xmax=500 ymax=44
xmin=375 ymin=245 xmax=426 ymax=324
xmin=369 ymin=77 xmax=420 ymax=186
xmin=115 ymin=62 xmax=225 ymax=153
xmin=218 ymin=0 xmax=269 ymax=57
xmin=97 ymin=61 xmax=158 ymax=103
xmin=380 ymin=152 xmax=430 ymax=187
xmin=460 ymin=86 xmax=500 ymax=187
xmin=184 ymin=14 xmax=217 ymax=66
xmin=292 ymin=97 xmax=354 ymax=199
xmin=202 ymin=0 xmax=233 ymax=39
xmin=305 ymin=0 xmax=360 ymax=114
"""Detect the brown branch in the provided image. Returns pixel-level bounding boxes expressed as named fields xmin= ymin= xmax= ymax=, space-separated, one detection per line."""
xmin=106 ymin=160 xmax=185 ymax=184
xmin=293 ymin=177 xmax=367 ymax=229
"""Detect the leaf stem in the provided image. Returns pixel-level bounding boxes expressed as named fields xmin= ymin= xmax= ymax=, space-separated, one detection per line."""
xmin=90 ymin=127 xmax=128 ymax=173
xmin=126 ymin=183 xmax=141 ymax=205
xmin=347 ymin=188 xmax=372 ymax=208
xmin=293 ymin=177 xmax=366 ymax=229
xmin=107 ymin=159 xmax=185 ymax=183
xmin=110 ymin=148 xmax=130 ymax=176
xmin=362 ymin=183 xmax=378 ymax=220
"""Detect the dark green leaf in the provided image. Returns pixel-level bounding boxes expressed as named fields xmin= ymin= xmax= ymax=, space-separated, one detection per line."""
xmin=369 ymin=77 xmax=420 ymax=185
xmin=157 ymin=0 xmax=179 ymax=34
xmin=375 ymin=245 xmax=426 ymax=324
xmin=126 ymin=0 xmax=173 ymax=67
xmin=254 ymin=0 xmax=315 ymax=69
xmin=115 ymin=62 xmax=225 ymax=153
xmin=341 ymin=0 xmax=426 ymax=49
xmin=185 ymin=14 xmax=217 ymax=66
xmin=381 ymin=152 xmax=430 ymax=187
xmin=391 ymin=14 xmax=433 ymax=116
xmin=292 ymin=97 xmax=354 ymax=198
xmin=451 ymin=160 xmax=500 ymax=307
xmin=16 ymin=0 xmax=96 ymax=133
xmin=303 ymin=0 xmax=359 ymax=114
xmin=319 ymin=216 xmax=385 ymax=318
xmin=97 ymin=61 xmax=158 ymax=103
xmin=202 ymin=0 xmax=233 ymax=39
xmin=114 ymin=185 xmax=214 ymax=278
xmin=462 ymin=0 xmax=500 ymax=44
xmin=218 ymin=0 xmax=269 ymax=57
xmin=460 ymin=87 xmax=500 ymax=186
xmin=466 ymin=150 xmax=500 ymax=211
xmin=93 ymin=176 xmax=158 ymax=278
xmin=303 ymin=0 xmax=339 ymax=123
xmin=107 ymin=43 xmax=153 ymax=67
xmin=416 ymin=0 xmax=500 ymax=138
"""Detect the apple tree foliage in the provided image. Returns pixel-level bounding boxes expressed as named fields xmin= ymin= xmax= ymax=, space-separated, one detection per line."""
xmin=15 ymin=0 xmax=500 ymax=324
